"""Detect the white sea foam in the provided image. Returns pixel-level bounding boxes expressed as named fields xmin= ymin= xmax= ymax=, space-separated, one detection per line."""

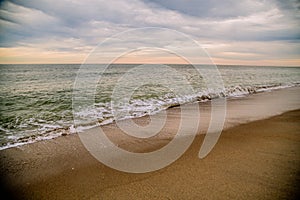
xmin=1 ymin=64 xmax=299 ymax=150
xmin=71 ymin=83 xmax=300 ymax=133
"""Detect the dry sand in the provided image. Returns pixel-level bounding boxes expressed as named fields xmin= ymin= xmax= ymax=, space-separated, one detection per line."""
xmin=0 ymin=108 xmax=299 ymax=200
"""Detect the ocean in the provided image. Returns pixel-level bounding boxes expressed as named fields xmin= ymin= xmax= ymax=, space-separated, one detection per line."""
xmin=0 ymin=64 xmax=299 ymax=149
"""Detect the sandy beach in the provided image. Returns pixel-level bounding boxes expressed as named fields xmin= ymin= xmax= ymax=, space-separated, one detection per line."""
xmin=1 ymin=0 xmax=300 ymax=199
xmin=1 ymin=88 xmax=300 ymax=200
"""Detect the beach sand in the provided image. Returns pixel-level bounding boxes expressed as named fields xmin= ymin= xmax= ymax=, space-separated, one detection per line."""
xmin=1 ymin=88 xmax=300 ymax=199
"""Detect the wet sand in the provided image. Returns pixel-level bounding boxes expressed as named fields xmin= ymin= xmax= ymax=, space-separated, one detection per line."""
xmin=0 ymin=88 xmax=300 ymax=199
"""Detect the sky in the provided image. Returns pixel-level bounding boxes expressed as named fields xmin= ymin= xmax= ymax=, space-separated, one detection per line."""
xmin=0 ymin=0 xmax=299 ymax=65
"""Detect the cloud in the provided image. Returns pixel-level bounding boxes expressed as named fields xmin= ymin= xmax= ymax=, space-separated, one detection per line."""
xmin=0 ymin=0 xmax=299 ymax=65
xmin=0 ymin=1 xmax=70 ymax=47
xmin=143 ymin=0 xmax=271 ymax=19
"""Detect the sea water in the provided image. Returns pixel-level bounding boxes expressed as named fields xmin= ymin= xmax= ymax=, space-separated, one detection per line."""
xmin=0 ymin=64 xmax=299 ymax=149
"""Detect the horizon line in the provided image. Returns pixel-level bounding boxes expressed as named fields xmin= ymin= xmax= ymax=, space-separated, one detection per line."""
xmin=0 ymin=63 xmax=299 ymax=67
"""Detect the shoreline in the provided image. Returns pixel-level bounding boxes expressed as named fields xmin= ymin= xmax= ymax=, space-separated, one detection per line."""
xmin=0 ymin=109 xmax=299 ymax=199
xmin=1 ymin=86 xmax=300 ymax=151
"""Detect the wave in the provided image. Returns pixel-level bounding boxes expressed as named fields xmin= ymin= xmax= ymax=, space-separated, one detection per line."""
xmin=1 ymin=83 xmax=299 ymax=150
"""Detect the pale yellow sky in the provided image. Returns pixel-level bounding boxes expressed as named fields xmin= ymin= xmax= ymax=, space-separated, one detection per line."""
xmin=1 ymin=47 xmax=299 ymax=66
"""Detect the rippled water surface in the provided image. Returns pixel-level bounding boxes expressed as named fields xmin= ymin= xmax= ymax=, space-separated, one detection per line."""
xmin=0 ymin=64 xmax=299 ymax=149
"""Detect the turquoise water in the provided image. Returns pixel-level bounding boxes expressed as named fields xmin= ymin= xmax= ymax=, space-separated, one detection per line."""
xmin=0 ymin=64 xmax=299 ymax=149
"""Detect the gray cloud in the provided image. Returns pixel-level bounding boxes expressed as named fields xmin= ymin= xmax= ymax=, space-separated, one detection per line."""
xmin=143 ymin=0 xmax=271 ymax=18
xmin=0 ymin=0 xmax=299 ymax=63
